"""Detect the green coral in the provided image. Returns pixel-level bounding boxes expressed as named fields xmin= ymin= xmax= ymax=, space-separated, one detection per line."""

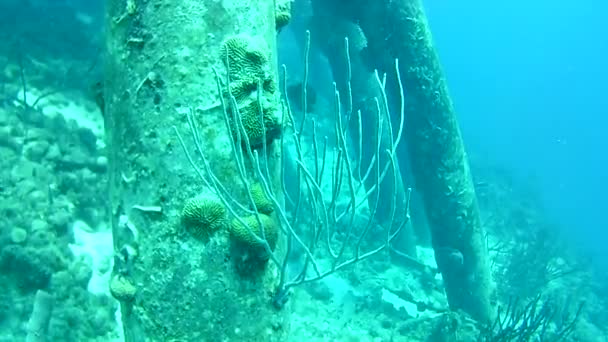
xmin=228 ymin=79 xmax=258 ymax=102
xmin=181 ymin=195 xmax=226 ymax=240
xmin=220 ymin=35 xmax=268 ymax=80
xmin=250 ymin=183 xmax=274 ymax=215
xmin=228 ymin=78 xmax=276 ymax=102
xmin=275 ymin=1 xmax=291 ymax=32
xmin=109 ymin=274 xmax=136 ymax=302
xmin=233 ymin=96 xmax=281 ymax=147
xmin=220 ymin=34 xmax=282 ymax=149
xmin=229 ymin=214 xmax=278 ymax=253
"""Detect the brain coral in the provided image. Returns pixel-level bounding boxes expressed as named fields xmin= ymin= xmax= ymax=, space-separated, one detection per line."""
xmin=232 ymin=96 xmax=281 ymax=147
xmin=229 ymin=214 xmax=278 ymax=254
xmin=249 ymin=183 xmax=274 ymax=215
xmin=220 ymin=35 xmax=268 ymax=80
xmin=220 ymin=34 xmax=282 ymax=149
xmin=181 ymin=195 xmax=226 ymax=240
xmin=109 ymin=274 xmax=136 ymax=302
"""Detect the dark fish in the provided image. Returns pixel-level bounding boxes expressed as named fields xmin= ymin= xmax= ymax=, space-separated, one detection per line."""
xmin=91 ymin=80 xmax=104 ymax=116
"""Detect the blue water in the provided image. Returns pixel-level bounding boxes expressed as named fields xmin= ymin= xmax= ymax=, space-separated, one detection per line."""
xmin=0 ymin=1 xmax=604 ymax=339
xmin=426 ymin=0 xmax=608 ymax=263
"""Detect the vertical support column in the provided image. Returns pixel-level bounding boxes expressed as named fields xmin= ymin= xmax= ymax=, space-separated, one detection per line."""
xmin=104 ymin=0 xmax=289 ymax=340
xmin=347 ymin=0 xmax=494 ymax=322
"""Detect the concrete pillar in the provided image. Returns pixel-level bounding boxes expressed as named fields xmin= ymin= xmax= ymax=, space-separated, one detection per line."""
xmin=104 ymin=0 xmax=290 ymax=340
xmin=338 ymin=0 xmax=494 ymax=322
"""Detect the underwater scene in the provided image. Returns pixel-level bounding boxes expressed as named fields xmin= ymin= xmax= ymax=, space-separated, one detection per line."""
xmin=0 ymin=0 xmax=606 ymax=341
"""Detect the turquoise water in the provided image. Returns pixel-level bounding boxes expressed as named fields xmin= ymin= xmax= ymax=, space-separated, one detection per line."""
xmin=0 ymin=0 xmax=606 ymax=340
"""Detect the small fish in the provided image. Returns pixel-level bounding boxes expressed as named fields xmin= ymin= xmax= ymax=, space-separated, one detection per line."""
xmin=90 ymin=80 xmax=104 ymax=117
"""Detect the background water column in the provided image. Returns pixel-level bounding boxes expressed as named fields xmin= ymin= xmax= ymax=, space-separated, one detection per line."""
xmin=104 ymin=0 xmax=288 ymax=341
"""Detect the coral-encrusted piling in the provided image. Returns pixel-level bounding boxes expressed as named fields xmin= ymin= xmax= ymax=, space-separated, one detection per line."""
xmin=104 ymin=0 xmax=288 ymax=340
